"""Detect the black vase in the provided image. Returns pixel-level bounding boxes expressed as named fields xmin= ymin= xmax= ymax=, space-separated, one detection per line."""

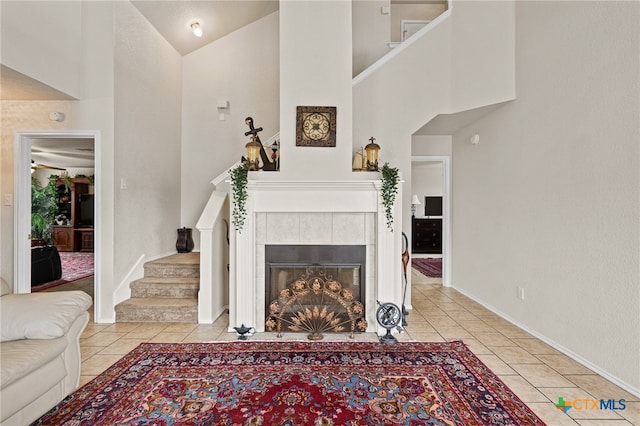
xmin=176 ymin=227 xmax=194 ymax=253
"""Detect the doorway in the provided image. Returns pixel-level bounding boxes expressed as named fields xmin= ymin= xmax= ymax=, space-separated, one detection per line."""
xmin=14 ymin=131 xmax=100 ymax=313
xmin=411 ymin=156 xmax=450 ymax=287
xmin=401 ymin=20 xmax=431 ymax=42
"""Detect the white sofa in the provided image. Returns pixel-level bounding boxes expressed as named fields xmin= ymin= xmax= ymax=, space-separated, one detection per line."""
xmin=0 ymin=279 xmax=92 ymax=425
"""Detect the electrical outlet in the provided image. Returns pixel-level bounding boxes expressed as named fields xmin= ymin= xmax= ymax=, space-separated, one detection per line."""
xmin=518 ymin=287 xmax=525 ymax=301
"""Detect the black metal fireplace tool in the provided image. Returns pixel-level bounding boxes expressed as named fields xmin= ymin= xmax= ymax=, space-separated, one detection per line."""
xmin=401 ymin=232 xmax=410 ymax=327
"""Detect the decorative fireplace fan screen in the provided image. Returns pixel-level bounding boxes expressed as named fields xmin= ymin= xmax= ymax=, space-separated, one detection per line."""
xmin=265 ymin=268 xmax=367 ymax=340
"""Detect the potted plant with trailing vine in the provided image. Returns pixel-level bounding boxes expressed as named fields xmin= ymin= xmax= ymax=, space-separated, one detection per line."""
xmin=380 ymin=163 xmax=400 ymax=231
xmin=31 ymin=176 xmax=58 ymax=246
xmin=230 ymin=162 xmax=249 ymax=232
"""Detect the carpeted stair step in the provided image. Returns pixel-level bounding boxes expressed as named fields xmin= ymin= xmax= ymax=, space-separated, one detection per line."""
xmin=115 ymin=297 xmax=198 ymax=323
xmin=116 ymin=252 xmax=200 ymax=323
xmin=143 ymin=253 xmax=200 ymax=279
xmin=130 ymin=277 xmax=199 ymax=299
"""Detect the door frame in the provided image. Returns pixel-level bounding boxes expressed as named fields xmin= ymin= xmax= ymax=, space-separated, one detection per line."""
xmin=14 ymin=130 xmax=101 ymax=298
xmin=401 ymin=20 xmax=431 ymax=42
xmin=411 ymin=155 xmax=451 ymax=287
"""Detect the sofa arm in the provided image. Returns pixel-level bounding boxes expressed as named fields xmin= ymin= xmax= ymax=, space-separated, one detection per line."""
xmin=61 ymin=311 xmax=90 ymax=395
xmin=1 ymin=291 xmax=92 ymax=342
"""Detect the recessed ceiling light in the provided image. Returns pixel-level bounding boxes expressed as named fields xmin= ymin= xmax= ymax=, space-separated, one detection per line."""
xmin=191 ymin=22 xmax=203 ymax=38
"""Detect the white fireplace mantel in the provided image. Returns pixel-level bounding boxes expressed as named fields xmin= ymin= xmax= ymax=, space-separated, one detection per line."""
xmin=228 ymin=178 xmax=403 ymax=335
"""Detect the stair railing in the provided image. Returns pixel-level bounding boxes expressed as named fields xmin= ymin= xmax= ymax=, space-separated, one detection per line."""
xmin=195 ymin=187 xmax=229 ymax=323
xmin=196 ymin=133 xmax=279 ymax=323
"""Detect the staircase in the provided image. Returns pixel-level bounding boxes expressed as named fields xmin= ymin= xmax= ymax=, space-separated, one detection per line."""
xmin=115 ymin=252 xmax=199 ymax=323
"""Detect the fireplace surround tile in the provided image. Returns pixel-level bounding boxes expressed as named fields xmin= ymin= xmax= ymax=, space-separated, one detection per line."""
xmin=255 ymin=243 xmax=265 ymax=286
xmin=255 ymin=213 xmax=267 ymax=244
xmin=332 ymin=212 xmax=365 ymax=244
xmin=266 ymin=213 xmax=299 ymax=243
xmin=366 ymin=244 xmax=376 ymax=281
xmin=300 ymin=213 xmax=332 ymax=244
xmin=365 ymin=213 xmax=376 ymax=245
xmin=262 ymin=212 xmax=374 ymax=246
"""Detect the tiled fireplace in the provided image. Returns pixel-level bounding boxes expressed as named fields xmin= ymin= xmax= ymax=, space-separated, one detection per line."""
xmin=228 ymin=179 xmax=402 ymax=334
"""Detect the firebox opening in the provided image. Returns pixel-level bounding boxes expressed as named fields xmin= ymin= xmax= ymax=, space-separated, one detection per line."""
xmin=265 ymin=245 xmax=367 ymax=336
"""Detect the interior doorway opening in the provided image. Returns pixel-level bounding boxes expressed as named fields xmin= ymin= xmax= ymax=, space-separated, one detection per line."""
xmin=411 ymin=155 xmax=450 ymax=287
xmin=14 ymin=131 xmax=100 ymax=318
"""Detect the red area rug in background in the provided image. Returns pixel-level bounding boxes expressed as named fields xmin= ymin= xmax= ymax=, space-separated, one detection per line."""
xmin=32 ymin=252 xmax=94 ymax=292
xmin=413 ymin=257 xmax=443 ymax=278
xmin=34 ymin=341 xmax=545 ymax=425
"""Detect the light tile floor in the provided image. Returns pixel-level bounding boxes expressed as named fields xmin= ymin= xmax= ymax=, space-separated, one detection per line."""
xmin=67 ymin=271 xmax=639 ymax=425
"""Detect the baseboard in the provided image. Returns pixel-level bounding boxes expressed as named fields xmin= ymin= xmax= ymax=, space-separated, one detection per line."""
xmin=208 ymin=305 xmax=228 ymax=326
xmin=452 ymin=285 xmax=640 ymax=399
xmin=113 ymin=253 xmax=146 ymax=305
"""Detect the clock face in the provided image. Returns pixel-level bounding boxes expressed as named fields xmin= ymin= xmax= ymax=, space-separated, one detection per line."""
xmin=303 ymin=113 xmax=330 ymax=141
xmin=296 ymin=106 xmax=336 ymax=147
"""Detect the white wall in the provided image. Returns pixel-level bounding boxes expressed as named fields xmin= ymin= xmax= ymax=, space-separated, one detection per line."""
xmin=412 ymin=135 xmax=452 ymax=157
xmin=353 ymin=11 xmax=452 ymax=235
xmin=0 ymin=1 xmax=82 ymax=99
xmin=181 ymin=12 xmax=279 ymax=249
xmin=353 ymin=0 xmax=390 ymax=77
xmin=75 ymin=1 xmax=116 ymax=322
xmin=0 ymin=0 xmax=85 ymax=282
xmin=451 ymin=1 xmax=515 ymax=112
xmin=113 ymin=2 xmax=182 ymax=299
xmin=2 ymin=1 xmax=182 ymax=321
xmin=0 ymin=1 xmax=116 ymax=321
xmin=279 ymin=1 xmax=353 ymax=181
xmin=354 ymin=0 xmax=514 ymax=277
xmin=1 ymin=100 xmax=77 ymax=282
xmin=452 ymin=1 xmax=640 ymax=393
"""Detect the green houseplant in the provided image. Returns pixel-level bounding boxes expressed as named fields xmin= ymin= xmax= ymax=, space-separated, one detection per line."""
xmin=380 ymin=163 xmax=400 ymax=230
xmin=31 ymin=176 xmax=58 ymax=245
xmin=230 ymin=162 xmax=250 ymax=232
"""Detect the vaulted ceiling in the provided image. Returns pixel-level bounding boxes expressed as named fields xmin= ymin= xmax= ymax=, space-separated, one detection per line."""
xmin=131 ymin=1 xmax=279 ymax=56
xmin=3 ymin=1 xmax=278 ymax=169
xmin=1 ymin=1 xmax=278 ymax=101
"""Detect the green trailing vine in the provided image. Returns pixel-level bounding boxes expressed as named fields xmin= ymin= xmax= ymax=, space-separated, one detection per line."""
xmin=62 ymin=174 xmax=73 ymax=193
xmin=380 ymin=163 xmax=400 ymax=230
xmin=230 ymin=162 xmax=250 ymax=232
xmin=31 ymin=176 xmax=58 ymax=244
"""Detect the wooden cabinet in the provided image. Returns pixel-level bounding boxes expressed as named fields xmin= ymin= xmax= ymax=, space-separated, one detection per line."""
xmin=75 ymin=228 xmax=94 ymax=252
xmin=412 ymin=218 xmax=442 ymax=254
xmin=54 ymin=178 xmax=88 ymax=227
xmin=52 ymin=178 xmax=93 ymax=252
xmin=52 ymin=226 xmax=74 ymax=252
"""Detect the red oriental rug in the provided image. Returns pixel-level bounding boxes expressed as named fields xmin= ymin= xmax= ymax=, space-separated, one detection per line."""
xmin=413 ymin=257 xmax=443 ymax=278
xmin=34 ymin=341 xmax=545 ymax=425
xmin=32 ymin=252 xmax=94 ymax=291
